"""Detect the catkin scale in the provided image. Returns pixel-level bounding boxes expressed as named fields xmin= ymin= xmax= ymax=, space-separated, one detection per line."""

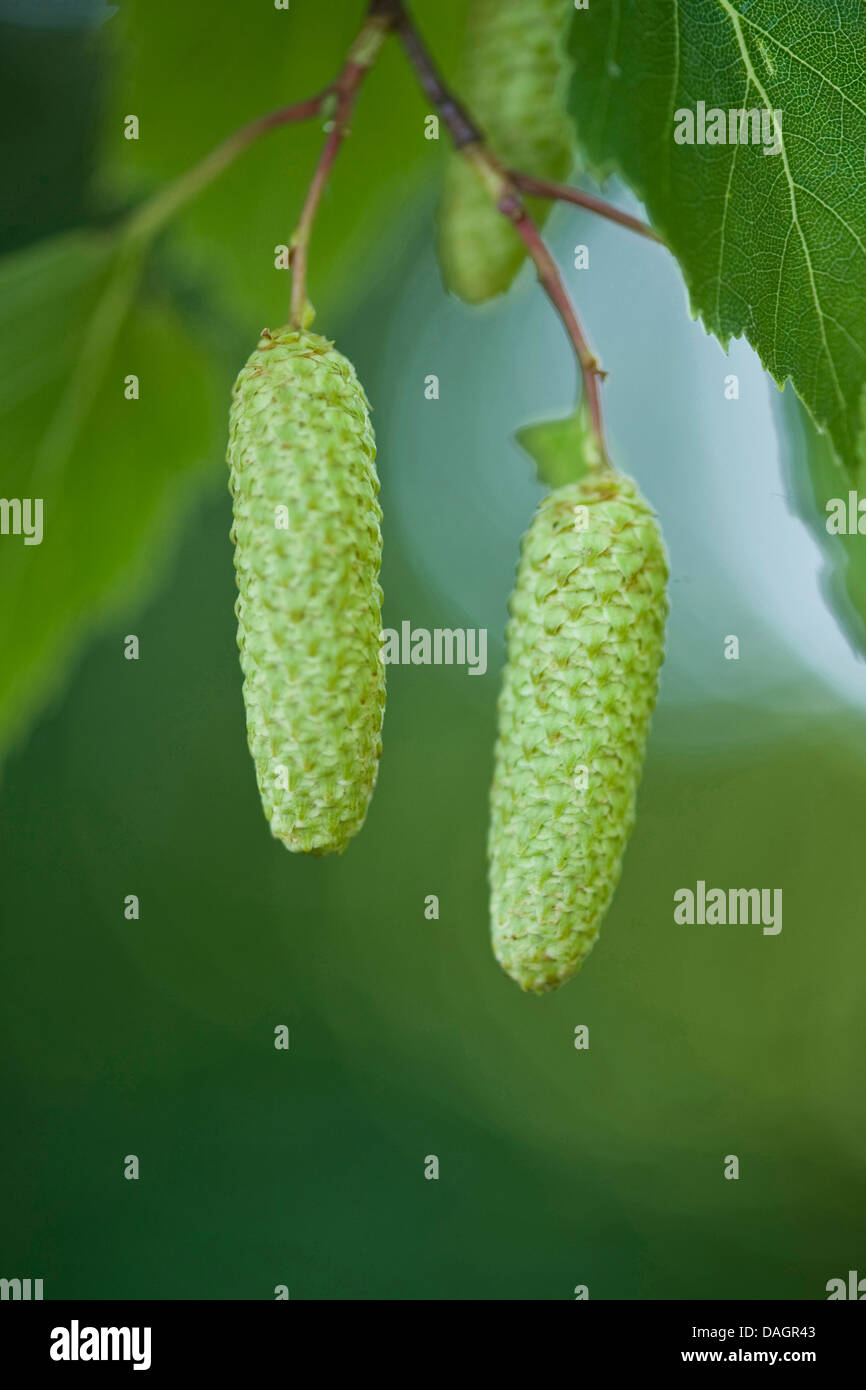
xmin=438 ymin=0 xmax=575 ymax=303
xmin=489 ymin=473 xmax=667 ymax=993
xmin=227 ymin=327 xmax=385 ymax=854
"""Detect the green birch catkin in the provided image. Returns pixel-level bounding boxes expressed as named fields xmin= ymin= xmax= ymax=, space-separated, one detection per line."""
xmin=227 ymin=327 xmax=385 ymax=854
xmin=489 ymin=472 xmax=668 ymax=993
xmin=438 ymin=0 xmax=575 ymax=303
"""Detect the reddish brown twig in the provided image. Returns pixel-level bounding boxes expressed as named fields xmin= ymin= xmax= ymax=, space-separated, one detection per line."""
xmin=508 ymin=170 xmax=665 ymax=246
xmin=498 ymin=190 xmax=606 ymax=447
xmin=390 ymin=2 xmax=609 ymax=462
xmin=289 ymin=14 xmax=393 ymax=326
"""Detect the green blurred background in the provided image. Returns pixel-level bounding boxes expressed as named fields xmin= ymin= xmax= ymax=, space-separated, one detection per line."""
xmin=1 ymin=0 xmax=864 ymax=1300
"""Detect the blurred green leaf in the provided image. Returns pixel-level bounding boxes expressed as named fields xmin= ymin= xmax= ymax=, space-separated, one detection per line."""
xmin=516 ymin=404 xmax=597 ymax=488
xmin=567 ymin=1 xmax=866 ymax=476
xmin=0 ymin=231 xmax=223 ymax=753
xmin=777 ymin=385 xmax=866 ymax=655
xmin=100 ymin=0 xmax=469 ymax=329
xmin=0 ymin=19 xmax=103 ymax=253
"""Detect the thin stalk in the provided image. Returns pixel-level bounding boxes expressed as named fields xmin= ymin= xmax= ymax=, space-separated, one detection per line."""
xmin=288 ymin=14 xmax=393 ymax=327
xmin=508 ymin=170 xmax=665 ymax=247
xmin=391 ymin=2 xmax=610 ymax=463
xmin=499 ymin=188 xmax=607 ymax=448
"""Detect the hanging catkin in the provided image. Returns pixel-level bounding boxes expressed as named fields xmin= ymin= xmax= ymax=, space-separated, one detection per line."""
xmin=227 ymin=327 xmax=385 ymax=854
xmin=489 ymin=472 xmax=668 ymax=992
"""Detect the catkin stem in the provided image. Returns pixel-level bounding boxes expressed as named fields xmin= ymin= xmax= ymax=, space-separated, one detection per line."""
xmin=390 ymin=1 xmax=610 ymax=465
xmin=288 ymin=14 xmax=393 ymax=327
xmin=391 ymin=4 xmax=481 ymax=149
xmin=498 ymin=189 xmax=608 ymax=453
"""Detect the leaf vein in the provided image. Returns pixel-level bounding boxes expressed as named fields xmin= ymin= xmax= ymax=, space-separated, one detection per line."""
xmin=718 ymin=0 xmax=849 ymax=427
